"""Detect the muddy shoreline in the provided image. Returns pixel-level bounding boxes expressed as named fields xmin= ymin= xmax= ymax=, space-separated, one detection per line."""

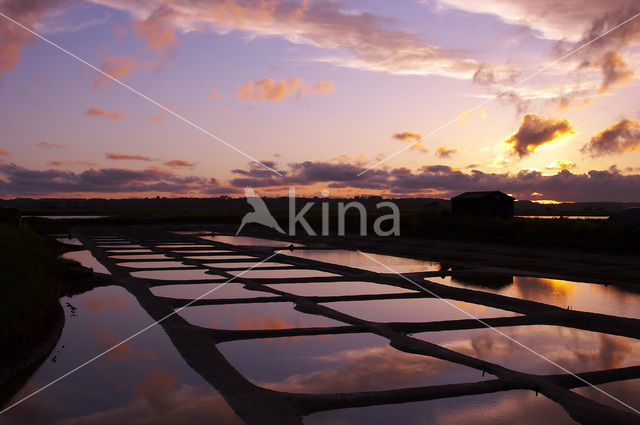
xmin=0 ymin=300 xmax=64 ymax=406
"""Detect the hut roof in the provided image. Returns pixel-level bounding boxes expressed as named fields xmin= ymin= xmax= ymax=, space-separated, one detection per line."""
xmin=452 ymin=191 xmax=513 ymax=201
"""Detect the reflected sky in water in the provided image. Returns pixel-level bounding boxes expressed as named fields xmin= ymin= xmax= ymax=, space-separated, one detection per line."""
xmin=151 ymin=283 xmax=278 ymax=300
xmin=1 ymin=286 xmax=243 ymax=425
xmin=323 ymin=298 xmax=519 ymax=323
xmin=280 ymin=250 xmax=440 ymax=273
xmin=62 ymin=250 xmax=110 ymax=274
xmin=431 ymin=275 xmax=640 ymax=319
xmin=11 ymin=233 xmax=640 ymax=425
xmin=97 ymin=244 xmax=144 ymax=249
xmin=130 ymin=269 xmax=224 ymax=280
xmin=307 ymin=390 xmax=578 ymax=425
xmin=57 ymin=237 xmax=83 ymax=246
xmin=184 ymin=255 xmax=256 ymax=260
xmin=106 ymin=249 xmax=153 ymax=254
xmin=573 ymin=379 xmax=640 ymax=415
xmin=219 ymin=333 xmax=491 ymax=394
xmin=203 ymin=235 xmax=304 ymax=247
xmin=110 ymin=254 xmax=171 ymax=260
xmin=415 ymin=325 xmax=640 ymax=375
xmin=227 ymin=269 xmax=339 ymax=279
xmin=156 ymin=244 xmax=213 ymax=249
xmin=203 ymin=261 xmax=292 ymax=269
xmin=117 ymin=261 xmax=192 ymax=269
xmin=178 ymin=302 xmax=344 ymax=330
xmin=266 ymin=281 xmax=415 ymax=297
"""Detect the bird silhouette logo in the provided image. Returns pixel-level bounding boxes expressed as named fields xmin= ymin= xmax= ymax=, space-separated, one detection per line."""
xmin=237 ymin=187 xmax=285 ymax=235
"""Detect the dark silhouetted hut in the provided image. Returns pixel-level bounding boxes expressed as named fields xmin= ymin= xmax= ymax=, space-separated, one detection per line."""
xmin=451 ymin=191 xmax=514 ymax=219
xmin=607 ymin=208 xmax=640 ymax=226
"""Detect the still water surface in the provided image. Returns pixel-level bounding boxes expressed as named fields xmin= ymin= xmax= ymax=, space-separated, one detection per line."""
xmin=5 ymin=238 xmax=639 ymax=424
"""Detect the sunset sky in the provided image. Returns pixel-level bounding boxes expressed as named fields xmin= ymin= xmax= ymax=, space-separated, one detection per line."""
xmin=1 ymin=0 xmax=640 ymax=201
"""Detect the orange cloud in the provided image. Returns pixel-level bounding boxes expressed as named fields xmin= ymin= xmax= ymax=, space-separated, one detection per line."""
xmin=147 ymin=105 xmax=182 ymax=123
xmin=47 ymin=160 xmax=99 ymax=167
xmin=114 ymin=22 xmax=127 ymax=38
xmin=164 ymin=159 xmax=195 ymax=167
xmin=210 ymin=89 xmax=220 ymax=100
xmin=599 ymin=51 xmax=634 ymax=94
xmin=133 ymin=367 xmax=177 ymax=411
xmin=392 ymin=131 xmax=422 ymax=142
xmin=581 ymin=118 xmax=640 ymax=156
xmin=237 ymin=77 xmax=334 ymax=102
xmin=435 ymin=145 xmax=458 ymax=158
xmin=457 ymin=108 xmax=488 ymax=124
xmin=0 ymin=1 xmax=63 ymax=83
xmin=410 ymin=143 xmax=428 ymax=153
xmin=312 ymin=80 xmax=335 ymax=95
xmin=106 ymin=152 xmax=152 ymax=161
xmin=148 ymin=113 xmax=165 ymax=123
xmin=92 ymin=329 xmax=136 ymax=363
xmin=84 ymin=106 xmax=127 ymax=120
xmin=267 ymin=345 xmax=458 ymax=394
xmin=545 ymin=159 xmax=576 ymax=170
xmin=93 ymin=0 xmax=478 ymax=78
xmin=236 ymin=315 xmax=315 ymax=331
xmin=0 ymin=149 xmax=9 ymax=156
xmin=36 ymin=141 xmax=67 ymax=149
xmin=85 ymin=297 xmax=127 ymax=311
xmin=505 ymin=114 xmax=574 ymax=158
xmin=93 ymin=56 xmax=138 ymax=89
xmin=133 ymin=4 xmax=177 ymax=54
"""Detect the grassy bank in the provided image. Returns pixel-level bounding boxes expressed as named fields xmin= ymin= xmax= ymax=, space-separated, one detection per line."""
xmin=0 ymin=223 xmax=69 ymax=394
xmin=397 ymin=211 xmax=640 ymax=252
xmin=0 ymin=223 xmax=62 ymax=336
xmin=21 ymin=206 xmax=640 ymax=253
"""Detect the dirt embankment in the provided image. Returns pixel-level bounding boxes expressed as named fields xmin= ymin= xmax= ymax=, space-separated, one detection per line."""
xmin=0 ymin=224 xmax=95 ymax=405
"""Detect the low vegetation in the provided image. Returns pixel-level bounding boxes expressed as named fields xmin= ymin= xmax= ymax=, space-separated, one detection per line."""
xmin=0 ymin=223 xmax=61 ymax=341
xmin=20 ymin=204 xmax=640 ymax=253
xmin=398 ymin=211 xmax=640 ymax=252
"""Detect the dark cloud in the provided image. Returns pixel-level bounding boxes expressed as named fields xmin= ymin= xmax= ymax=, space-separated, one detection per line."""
xmin=35 ymin=141 xmax=67 ymax=149
xmin=226 ymin=160 xmax=640 ymax=202
xmin=0 ymin=163 xmax=235 ymax=196
xmin=85 ymin=107 xmax=128 ymax=120
xmin=598 ymin=51 xmax=634 ymax=93
xmin=505 ymin=114 xmax=574 ymax=158
xmin=434 ymin=145 xmax=458 ymax=158
xmin=472 ymin=64 xmax=496 ymax=86
xmin=581 ymin=118 xmax=640 ymax=156
xmin=391 ymin=131 xmax=422 ymax=142
xmin=164 ymin=159 xmax=195 ymax=167
xmin=47 ymin=160 xmax=99 ymax=167
xmin=229 ymin=161 xmax=288 ymax=188
xmin=471 ymin=64 xmax=530 ymax=114
xmin=3 ymin=159 xmax=640 ymax=201
xmin=578 ymin=4 xmax=640 ymax=53
xmin=106 ymin=152 xmax=152 ymax=161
